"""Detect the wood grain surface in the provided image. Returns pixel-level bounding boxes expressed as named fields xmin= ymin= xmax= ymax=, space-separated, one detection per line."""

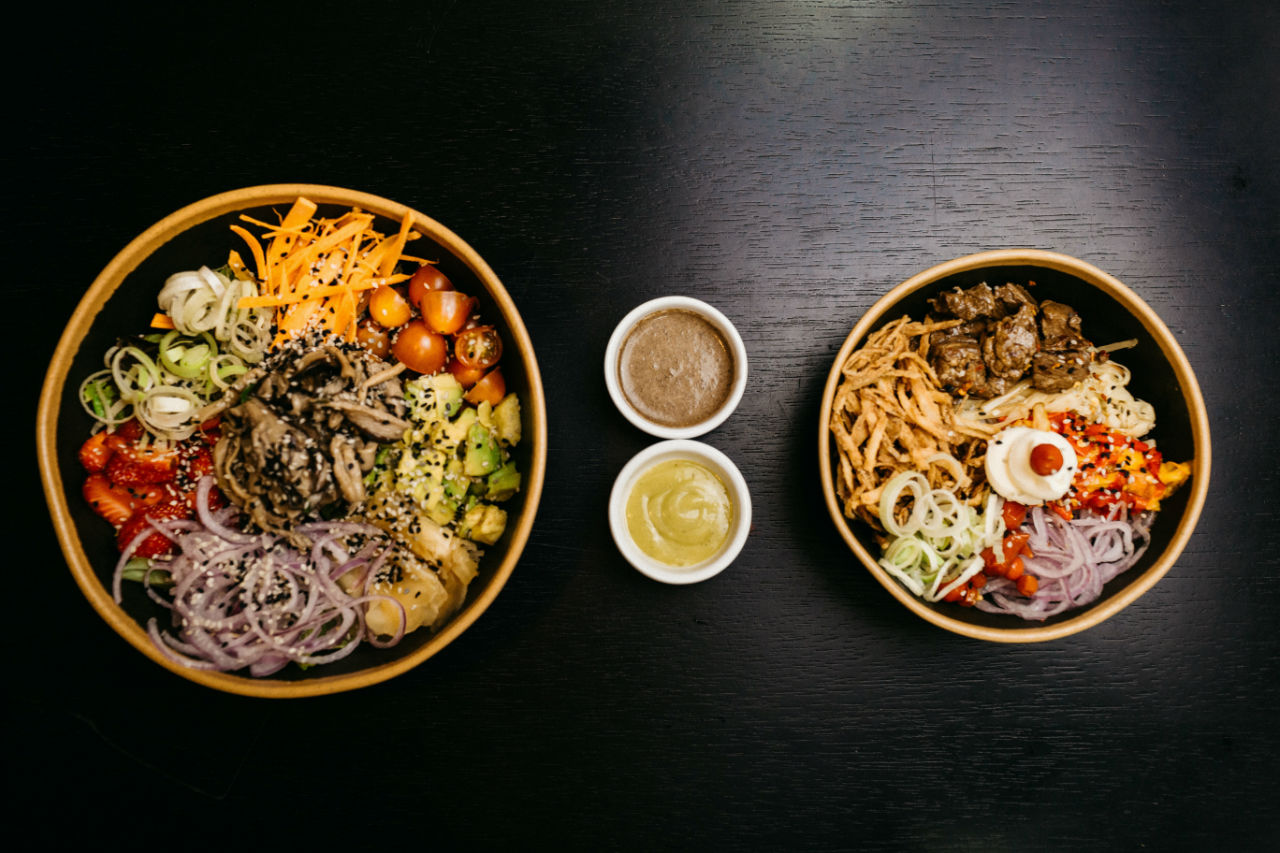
xmin=13 ymin=1 xmax=1279 ymax=850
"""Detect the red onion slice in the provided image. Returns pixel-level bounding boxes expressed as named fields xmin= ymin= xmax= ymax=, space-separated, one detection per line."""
xmin=115 ymin=476 xmax=409 ymax=674
xmin=976 ymin=505 xmax=1153 ymax=620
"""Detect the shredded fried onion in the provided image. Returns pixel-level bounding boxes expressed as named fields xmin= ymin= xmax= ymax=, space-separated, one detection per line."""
xmin=829 ymin=317 xmax=990 ymax=530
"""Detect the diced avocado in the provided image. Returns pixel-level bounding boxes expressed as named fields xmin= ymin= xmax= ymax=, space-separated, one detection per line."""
xmin=475 ymin=400 xmax=494 ymax=430
xmin=486 ymin=461 xmax=522 ymax=501
xmin=493 ymin=394 xmax=521 ymax=447
xmin=408 ymin=373 xmax=465 ymax=422
xmin=459 ymin=504 xmax=508 ymax=545
xmin=443 ymin=458 xmax=470 ymax=500
xmin=422 ymin=481 xmax=459 ymax=526
xmin=435 ymin=407 xmax=477 ymax=452
xmin=395 ymin=446 xmax=419 ymax=477
xmin=463 ymin=421 xmax=501 ymax=477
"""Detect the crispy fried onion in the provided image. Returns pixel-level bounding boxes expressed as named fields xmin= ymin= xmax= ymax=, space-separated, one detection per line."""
xmin=829 ymin=316 xmax=990 ymax=531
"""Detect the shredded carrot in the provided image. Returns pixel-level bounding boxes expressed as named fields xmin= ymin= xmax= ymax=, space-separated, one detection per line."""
xmin=379 ymin=211 xmax=415 ymax=277
xmin=232 ymin=198 xmax=420 ymax=346
xmin=236 ymin=273 xmax=410 ymax=309
xmin=150 ymin=312 xmax=176 ymax=330
xmin=226 ymin=249 xmax=250 ymax=280
xmin=229 ymin=225 xmax=267 ymax=282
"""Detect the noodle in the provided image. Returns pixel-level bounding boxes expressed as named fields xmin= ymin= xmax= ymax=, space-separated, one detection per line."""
xmin=954 ymin=356 xmax=1156 ymax=438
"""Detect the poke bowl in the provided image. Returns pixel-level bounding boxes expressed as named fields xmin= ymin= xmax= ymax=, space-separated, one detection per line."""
xmin=37 ymin=184 xmax=547 ymax=696
xmin=818 ymin=249 xmax=1210 ymax=642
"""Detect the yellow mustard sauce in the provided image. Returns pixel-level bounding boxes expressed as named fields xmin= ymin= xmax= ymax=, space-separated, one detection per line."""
xmin=625 ymin=459 xmax=732 ymax=566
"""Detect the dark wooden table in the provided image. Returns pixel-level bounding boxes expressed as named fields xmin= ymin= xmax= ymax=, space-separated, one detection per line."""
xmin=14 ymin=1 xmax=1279 ymax=849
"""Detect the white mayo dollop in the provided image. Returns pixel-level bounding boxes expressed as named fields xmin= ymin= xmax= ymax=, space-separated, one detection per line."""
xmin=984 ymin=426 xmax=1077 ymax=505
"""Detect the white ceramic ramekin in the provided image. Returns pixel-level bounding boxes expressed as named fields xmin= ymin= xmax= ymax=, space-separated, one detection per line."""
xmin=608 ymin=440 xmax=751 ymax=584
xmin=603 ymin=296 xmax=748 ymax=439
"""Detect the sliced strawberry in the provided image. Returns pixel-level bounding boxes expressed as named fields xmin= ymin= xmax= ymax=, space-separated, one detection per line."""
xmin=183 ymin=445 xmax=214 ymax=482
xmin=116 ymin=503 xmax=188 ymax=557
xmin=105 ymin=444 xmax=178 ymax=486
xmin=78 ymin=432 xmax=114 ymax=473
xmin=82 ymin=474 xmax=136 ymax=527
xmin=130 ymin=482 xmax=183 ymax=508
xmin=172 ymin=444 xmax=222 ymax=509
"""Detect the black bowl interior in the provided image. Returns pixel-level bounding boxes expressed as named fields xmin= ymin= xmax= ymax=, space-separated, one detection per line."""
xmin=839 ymin=264 xmax=1196 ymax=632
xmin=56 ymin=202 xmax=536 ymax=681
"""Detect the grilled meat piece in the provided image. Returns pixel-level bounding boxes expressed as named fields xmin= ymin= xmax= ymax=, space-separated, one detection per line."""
xmin=1033 ymin=300 xmax=1092 ymax=391
xmin=931 ymin=336 xmax=987 ymax=394
xmin=1032 ymin=349 xmax=1091 ymax=392
xmin=1038 ymin=300 xmax=1091 ymax=349
xmin=925 ymin=281 xmax=1094 ymax=399
xmin=971 ymin=373 xmax=1015 ymax=399
xmin=929 ymin=283 xmax=1001 ymax=321
xmin=982 ymin=303 xmax=1039 ymax=380
xmin=994 ymin=282 xmax=1038 ymax=314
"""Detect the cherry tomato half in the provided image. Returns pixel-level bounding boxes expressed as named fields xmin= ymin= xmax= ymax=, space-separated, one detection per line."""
xmin=356 ymin=318 xmax=392 ymax=360
xmin=1030 ymin=443 xmax=1064 ymax=476
xmin=408 ymin=264 xmax=454 ymax=307
xmin=465 ymin=368 xmax=506 ymax=407
xmin=368 ymin=286 xmax=413 ymax=328
xmin=392 ymin=320 xmax=448 ymax=375
xmin=447 ymin=358 xmax=487 ymax=389
xmin=454 ymin=326 xmax=503 ymax=370
xmin=420 ymin=290 xmax=475 ymax=335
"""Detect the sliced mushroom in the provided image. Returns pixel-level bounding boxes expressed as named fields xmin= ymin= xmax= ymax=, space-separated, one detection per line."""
xmin=324 ymin=399 xmax=411 ymax=441
xmin=330 ymin=435 xmax=366 ymax=504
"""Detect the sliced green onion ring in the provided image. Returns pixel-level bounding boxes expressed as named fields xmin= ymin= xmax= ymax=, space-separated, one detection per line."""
xmin=136 ymin=385 xmax=203 ymax=440
xmin=209 ymin=354 xmax=248 ymax=390
xmin=78 ymin=369 xmax=133 ymax=427
xmin=110 ymin=345 xmax=162 ymax=403
xmin=877 ymin=472 xmax=1006 ymax=604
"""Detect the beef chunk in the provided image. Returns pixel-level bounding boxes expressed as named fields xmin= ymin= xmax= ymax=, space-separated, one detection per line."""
xmin=924 ymin=281 xmax=1096 ymax=400
xmin=1033 ymin=349 xmax=1091 ymax=392
xmin=994 ymin=282 xmax=1038 ymax=313
xmin=929 ymin=319 xmax=987 ymax=347
xmin=981 ymin=303 xmax=1038 ymax=380
xmin=931 ymin=335 xmax=986 ymax=393
xmin=972 ymin=373 xmax=1015 ymax=399
xmin=1033 ymin=301 xmax=1092 ymax=391
xmin=1039 ymin=300 xmax=1091 ymax=349
xmin=929 ymin=283 xmax=1001 ymax=321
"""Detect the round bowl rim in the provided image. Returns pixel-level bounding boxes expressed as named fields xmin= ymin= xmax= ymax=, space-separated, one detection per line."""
xmin=36 ymin=183 xmax=548 ymax=696
xmin=817 ymin=248 xmax=1211 ymax=642
xmin=608 ymin=439 xmax=752 ymax=584
xmin=603 ymin=295 xmax=748 ymax=439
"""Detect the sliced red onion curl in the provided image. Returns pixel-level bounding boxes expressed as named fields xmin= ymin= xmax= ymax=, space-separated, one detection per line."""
xmin=975 ymin=505 xmax=1153 ymax=621
xmin=114 ymin=476 xmax=407 ymax=675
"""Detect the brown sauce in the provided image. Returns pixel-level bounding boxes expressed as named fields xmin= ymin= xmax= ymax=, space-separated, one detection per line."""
xmin=617 ymin=309 xmax=735 ymax=428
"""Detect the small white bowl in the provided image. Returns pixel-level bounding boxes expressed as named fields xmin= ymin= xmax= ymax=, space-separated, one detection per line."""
xmin=609 ymin=440 xmax=752 ymax=584
xmin=604 ymin=296 xmax=748 ymax=439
